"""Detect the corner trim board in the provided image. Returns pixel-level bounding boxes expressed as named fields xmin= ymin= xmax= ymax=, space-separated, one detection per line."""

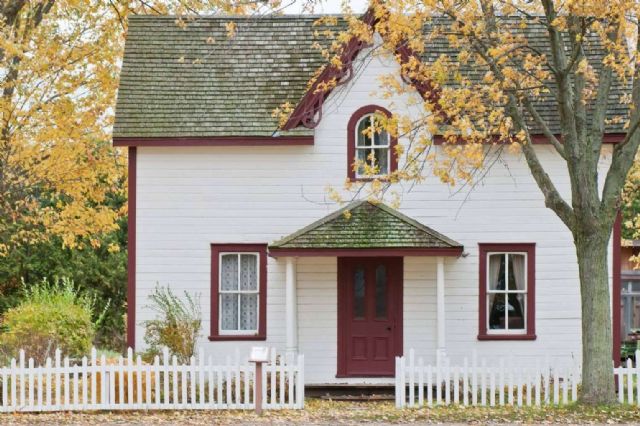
xmin=127 ymin=147 xmax=137 ymax=350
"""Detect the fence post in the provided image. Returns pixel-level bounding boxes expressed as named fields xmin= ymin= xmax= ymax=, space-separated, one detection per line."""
xmin=296 ymin=354 xmax=305 ymax=409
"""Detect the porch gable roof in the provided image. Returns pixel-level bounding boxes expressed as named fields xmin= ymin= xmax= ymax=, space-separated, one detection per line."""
xmin=268 ymin=200 xmax=463 ymax=257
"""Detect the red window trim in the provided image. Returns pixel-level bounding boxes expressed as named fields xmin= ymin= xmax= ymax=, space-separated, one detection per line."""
xmin=478 ymin=243 xmax=536 ymax=341
xmin=209 ymin=243 xmax=267 ymax=341
xmin=347 ymin=105 xmax=398 ymax=181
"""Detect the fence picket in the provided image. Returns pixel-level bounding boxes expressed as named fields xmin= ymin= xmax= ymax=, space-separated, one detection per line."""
xmin=81 ymin=356 xmax=88 ymax=409
xmin=435 ymin=353 xmax=441 ymax=405
xmin=636 ymin=351 xmax=640 ymax=406
xmin=45 ymin=357 xmax=51 ymax=408
xmin=471 ymin=351 xmax=478 ymax=405
xmin=462 ymin=357 xmax=468 ymax=406
xmin=571 ymin=366 xmax=580 ymax=402
xmin=64 ymin=356 xmax=70 ymax=407
xmin=171 ymin=355 xmax=178 ymax=408
xmin=453 ymin=366 xmax=459 ymax=404
xmin=37 ymin=365 xmax=43 ymax=409
xmin=54 ymin=350 xmax=61 ymax=409
xmin=498 ymin=358 xmax=505 ymax=406
xmin=269 ymin=350 xmax=276 ymax=406
xmin=19 ymin=350 xmax=25 ymax=408
xmin=73 ymin=364 xmax=79 ymax=408
xmin=418 ymin=357 xmax=424 ymax=407
xmin=508 ymin=363 xmax=514 ymax=406
xmin=628 ymin=358 xmax=634 ymax=405
xmin=190 ymin=356 xmax=196 ymax=406
xmin=297 ymin=355 xmax=305 ymax=408
xmin=207 ymin=356 xmax=214 ymax=408
xmin=91 ymin=349 xmax=97 ymax=407
xmin=553 ymin=366 xmax=559 ymax=405
xmin=2 ymin=363 xmax=8 ymax=410
xmin=427 ymin=364 xmax=433 ymax=406
xmin=444 ymin=358 xmax=451 ymax=405
xmin=534 ymin=361 xmax=541 ymax=406
xmin=28 ymin=358 xmax=34 ymax=409
xmin=516 ymin=366 xmax=522 ymax=407
xmin=480 ymin=358 xmax=486 ymax=406
xmin=543 ymin=362 xmax=550 ymax=405
xmin=101 ymin=354 xmax=109 ymax=407
xmin=198 ymin=350 xmax=205 ymax=407
xmin=408 ymin=349 xmax=415 ymax=407
xmin=525 ymin=369 xmax=531 ymax=406
xmin=562 ymin=366 xmax=568 ymax=405
xmin=489 ymin=366 xmax=495 ymax=407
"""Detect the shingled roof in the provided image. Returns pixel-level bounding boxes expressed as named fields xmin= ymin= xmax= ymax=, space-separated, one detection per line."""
xmin=114 ymin=14 xmax=630 ymax=140
xmin=268 ymin=200 xmax=463 ymax=254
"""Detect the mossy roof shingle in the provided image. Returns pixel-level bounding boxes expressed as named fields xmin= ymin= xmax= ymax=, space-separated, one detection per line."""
xmin=114 ymin=15 xmax=630 ymax=139
xmin=269 ymin=200 xmax=463 ymax=249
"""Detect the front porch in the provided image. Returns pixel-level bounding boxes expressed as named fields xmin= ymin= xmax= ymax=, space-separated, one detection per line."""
xmin=268 ymin=200 xmax=464 ymax=383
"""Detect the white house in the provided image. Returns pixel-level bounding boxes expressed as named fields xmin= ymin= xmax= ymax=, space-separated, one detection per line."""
xmin=113 ymin=13 xmax=624 ymax=385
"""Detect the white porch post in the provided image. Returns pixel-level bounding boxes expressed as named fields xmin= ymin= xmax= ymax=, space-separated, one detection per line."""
xmin=285 ymin=257 xmax=298 ymax=358
xmin=436 ymin=256 xmax=446 ymax=354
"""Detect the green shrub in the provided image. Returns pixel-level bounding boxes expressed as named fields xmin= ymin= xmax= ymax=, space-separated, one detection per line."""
xmin=0 ymin=277 xmax=107 ymax=364
xmin=143 ymin=286 xmax=201 ymax=364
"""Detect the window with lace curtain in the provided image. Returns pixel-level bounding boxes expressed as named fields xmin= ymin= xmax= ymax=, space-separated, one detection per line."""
xmin=210 ymin=244 xmax=267 ymax=340
xmin=478 ymin=243 xmax=536 ymax=340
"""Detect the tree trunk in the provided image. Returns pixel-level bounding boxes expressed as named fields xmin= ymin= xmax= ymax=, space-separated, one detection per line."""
xmin=576 ymin=228 xmax=616 ymax=404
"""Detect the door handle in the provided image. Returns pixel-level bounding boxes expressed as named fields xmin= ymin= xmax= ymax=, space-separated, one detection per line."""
xmin=386 ymin=326 xmax=392 ymax=331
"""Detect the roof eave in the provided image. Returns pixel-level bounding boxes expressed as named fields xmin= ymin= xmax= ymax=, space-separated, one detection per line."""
xmin=268 ymin=246 xmax=464 ymax=257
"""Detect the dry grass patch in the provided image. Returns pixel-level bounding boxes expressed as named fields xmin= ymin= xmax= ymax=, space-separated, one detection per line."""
xmin=1 ymin=399 xmax=640 ymax=424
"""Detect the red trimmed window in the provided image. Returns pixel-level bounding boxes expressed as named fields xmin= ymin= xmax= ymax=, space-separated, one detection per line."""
xmin=347 ymin=105 xmax=398 ymax=180
xmin=478 ymin=243 xmax=536 ymax=340
xmin=210 ymin=244 xmax=267 ymax=341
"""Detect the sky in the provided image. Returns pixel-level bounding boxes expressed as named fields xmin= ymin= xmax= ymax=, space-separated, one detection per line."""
xmin=282 ymin=0 xmax=369 ymax=14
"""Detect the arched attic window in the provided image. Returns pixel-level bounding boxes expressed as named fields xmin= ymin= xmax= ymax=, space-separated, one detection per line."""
xmin=347 ymin=105 xmax=398 ymax=181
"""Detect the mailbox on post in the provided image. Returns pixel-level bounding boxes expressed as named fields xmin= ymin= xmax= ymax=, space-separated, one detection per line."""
xmin=249 ymin=346 xmax=270 ymax=415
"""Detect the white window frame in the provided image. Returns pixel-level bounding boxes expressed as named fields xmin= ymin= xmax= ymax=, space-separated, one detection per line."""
xmin=355 ymin=113 xmax=391 ymax=178
xmin=486 ymin=251 xmax=528 ymax=335
xmin=218 ymin=251 xmax=260 ymax=335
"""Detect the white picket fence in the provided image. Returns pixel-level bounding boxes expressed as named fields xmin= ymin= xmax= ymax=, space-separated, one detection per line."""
xmin=397 ymin=349 xmax=640 ymax=408
xmin=0 ymin=347 xmax=304 ymax=412
xmin=615 ymin=353 xmax=640 ymax=404
xmin=396 ymin=349 xmax=581 ymax=408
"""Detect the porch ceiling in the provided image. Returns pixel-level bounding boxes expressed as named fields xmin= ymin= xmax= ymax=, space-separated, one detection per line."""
xmin=268 ymin=200 xmax=463 ymax=257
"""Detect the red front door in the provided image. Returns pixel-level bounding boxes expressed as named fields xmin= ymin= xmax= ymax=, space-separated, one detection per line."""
xmin=337 ymin=257 xmax=403 ymax=377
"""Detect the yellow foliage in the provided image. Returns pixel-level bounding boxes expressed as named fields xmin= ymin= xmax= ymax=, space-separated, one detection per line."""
xmin=1 ymin=0 xmax=275 ymax=254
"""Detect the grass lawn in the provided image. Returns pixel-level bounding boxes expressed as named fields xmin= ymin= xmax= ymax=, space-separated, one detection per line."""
xmin=1 ymin=399 xmax=640 ymax=424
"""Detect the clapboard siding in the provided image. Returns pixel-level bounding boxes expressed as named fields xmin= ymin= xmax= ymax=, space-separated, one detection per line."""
xmin=134 ymin=46 xmax=613 ymax=383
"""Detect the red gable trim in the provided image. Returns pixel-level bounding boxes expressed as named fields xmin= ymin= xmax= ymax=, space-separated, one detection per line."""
xmin=280 ymin=8 xmax=453 ymax=131
xmin=281 ymin=10 xmax=378 ymax=131
xmin=113 ymin=136 xmax=314 ymax=147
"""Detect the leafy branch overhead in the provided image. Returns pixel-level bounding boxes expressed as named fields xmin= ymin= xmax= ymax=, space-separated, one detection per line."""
xmin=276 ymin=0 xmax=640 ymax=404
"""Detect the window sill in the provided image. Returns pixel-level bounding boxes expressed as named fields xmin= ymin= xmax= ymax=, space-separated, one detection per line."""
xmin=477 ymin=333 xmax=537 ymax=341
xmin=208 ymin=335 xmax=266 ymax=342
xmin=350 ymin=176 xmax=391 ymax=183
